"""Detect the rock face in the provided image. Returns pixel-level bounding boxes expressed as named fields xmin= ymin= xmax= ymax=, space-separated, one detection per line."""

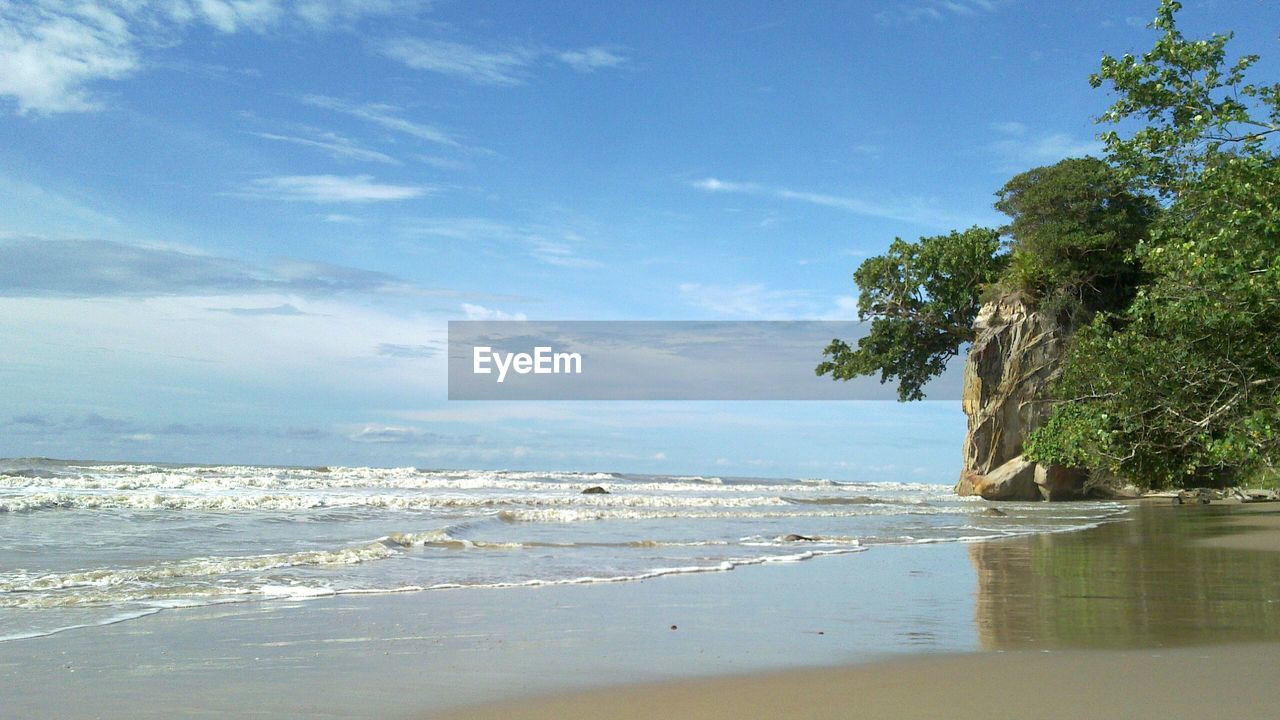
xmin=953 ymin=295 xmax=1087 ymax=501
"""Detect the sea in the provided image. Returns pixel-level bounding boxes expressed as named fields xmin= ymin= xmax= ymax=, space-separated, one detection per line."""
xmin=0 ymin=458 xmax=1127 ymax=643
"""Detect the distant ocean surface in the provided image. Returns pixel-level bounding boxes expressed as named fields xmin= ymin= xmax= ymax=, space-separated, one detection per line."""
xmin=0 ymin=459 xmax=1126 ymax=642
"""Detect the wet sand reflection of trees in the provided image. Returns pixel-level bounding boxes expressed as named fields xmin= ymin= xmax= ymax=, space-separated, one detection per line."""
xmin=971 ymin=504 xmax=1280 ymax=649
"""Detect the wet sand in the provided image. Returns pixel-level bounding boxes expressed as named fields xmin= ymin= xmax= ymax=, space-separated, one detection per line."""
xmin=4 ymin=503 xmax=1279 ymax=718
xmin=425 ymin=643 xmax=1280 ymax=720
xmin=427 ymin=503 xmax=1280 ymax=720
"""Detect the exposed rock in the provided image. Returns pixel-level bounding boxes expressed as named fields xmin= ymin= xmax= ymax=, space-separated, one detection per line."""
xmin=581 ymin=486 xmax=609 ymax=494
xmin=981 ymin=507 xmax=1008 ymax=517
xmin=954 ymin=295 xmax=1089 ymax=501
xmin=1241 ymin=488 xmax=1280 ymax=502
xmin=782 ymin=534 xmax=816 ymax=542
xmin=957 ymin=456 xmax=1040 ymax=501
xmin=1035 ymin=464 xmax=1088 ymax=501
xmin=1082 ymin=470 xmax=1142 ymax=499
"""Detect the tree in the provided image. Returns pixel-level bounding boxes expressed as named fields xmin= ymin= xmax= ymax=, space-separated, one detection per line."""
xmin=1090 ymin=0 xmax=1279 ymax=198
xmin=995 ymin=157 xmax=1157 ymax=319
xmin=816 ymin=227 xmax=1004 ymax=401
xmin=817 ymin=160 xmax=1153 ymax=402
xmin=1026 ymin=1 xmax=1280 ymax=488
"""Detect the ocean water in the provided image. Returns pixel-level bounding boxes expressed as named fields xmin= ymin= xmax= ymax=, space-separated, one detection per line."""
xmin=0 ymin=458 xmax=1126 ymax=643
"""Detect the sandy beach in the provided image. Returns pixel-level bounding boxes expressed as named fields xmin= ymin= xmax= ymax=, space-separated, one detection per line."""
xmin=423 ymin=502 xmax=1280 ymax=720
xmin=2 ymin=501 xmax=1277 ymax=719
xmin=426 ymin=643 xmax=1280 ymax=720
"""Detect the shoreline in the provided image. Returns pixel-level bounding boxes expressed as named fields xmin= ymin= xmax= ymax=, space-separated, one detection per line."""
xmin=2 ymin=502 xmax=1278 ymax=718
xmin=424 ymin=502 xmax=1280 ymax=720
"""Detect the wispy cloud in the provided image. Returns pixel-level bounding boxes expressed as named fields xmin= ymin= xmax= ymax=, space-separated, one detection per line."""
xmin=408 ymin=217 xmax=601 ymax=269
xmin=0 ymin=1 xmax=422 ymax=115
xmin=206 ymin=303 xmax=313 ymax=316
xmin=320 ymin=213 xmax=363 ymax=223
xmin=677 ymin=282 xmax=812 ymax=319
xmin=243 ymin=174 xmax=429 ymax=202
xmin=987 ymin=122 xmax=1101 ymax=170
xmin=301 ymin=95 xmax=461 ymax=148
xmin=690 ymin=178 xmax=981 ymax=229
xmin=375 ymin=342 xmax=443 ymax=359
xmin=461 ymin=303 xmax=527 ymax=321
xmin=6 ymin=412 xmax=328 ymax=442
xmin=346 ymin=424 xmax=433 ymax=443
xmin=380 ymin=38 xmax=535 ymax=85
xmin=0 ymin=235 xmax=432 ymax=298
xmin=378 ymin=37 xmax=627 ymax=85
xmin=677 ymin=282 xmax=864 ymax=320
xmin=529 ymin=237 xmax=603 ymax=268
xmin=875 ymin=0 xmax=1003 ymax=25
xmin=249 ymin=130 xmax=398 ymax=164
xmin=557 ymin=47 xmax=627 ymax=73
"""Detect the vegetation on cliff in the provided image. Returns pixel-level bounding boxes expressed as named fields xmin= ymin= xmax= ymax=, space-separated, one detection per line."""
xmin=820 ymin=1 xmax=1278 ymax=490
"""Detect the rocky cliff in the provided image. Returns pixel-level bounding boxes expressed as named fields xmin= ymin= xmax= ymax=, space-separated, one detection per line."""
xmin=953 ymin=295 xmax=1090 ymax=501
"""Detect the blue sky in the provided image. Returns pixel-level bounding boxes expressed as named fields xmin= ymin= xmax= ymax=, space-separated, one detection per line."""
xmin=1 ymin=0 xmax=1276 ymax=480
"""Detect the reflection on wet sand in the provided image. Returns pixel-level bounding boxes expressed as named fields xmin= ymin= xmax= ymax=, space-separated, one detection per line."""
xmin=971 ymin=503 xmax=1280 ymax=649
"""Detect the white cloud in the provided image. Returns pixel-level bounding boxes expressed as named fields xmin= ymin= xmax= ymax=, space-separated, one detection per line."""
xmin=292 ymin=0 xmax=421 ymax=28
xmin=989 ymin=121 xmax=1027 ymax=136
xmin=822 ymin=295 xmax=860 ymax=321
xmin=678 ymin=282 xmax=862 ymax=321
xmin=347 ymin=424 xmax=427 ymax=443
xmin=379 ymin=37 xmax=627 ymax=85
xmin=418 ymin=155 xmax=468 ymax=171
xmin=987 ymin=123 xmax=1101 ymax=170
xmin=690 ymin=177 xmax=982 ymax=229
xmin=460 ymin=303 xmax=526 ymax=321
xmin=0 ymin=1 xmax=421 ymax=115
xmin=244 ymin=174 xmax=429 ymax=202
xmin=379 ymin=37 xmax=534 ymax=85
xmin=0 ymin=2 xmax=139 ymax=114
xmin=875 ymin=0 xmax=1003 ymax=25
xmin=302 ymin=95 xmax=461 ymax=148
xmin=677 ymin=282 xmax=811 ymax=320
xmin=557 ymin=46 xmax=626 ymax=72
xmin=529 ymin=237 xmax=602 ymax=268
xmin=408 ymin=217 xmax=601 ymax=269
xmin=250 ymin=130 xmax=398 ymax=164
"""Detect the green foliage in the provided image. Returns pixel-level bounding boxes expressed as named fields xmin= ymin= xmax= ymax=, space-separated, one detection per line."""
xmin=816 ymin=227 xmax=1004 ymax=401
xmin=1027 ymin=155 xmax=1280 ymax=487
xmin=819 ymin=159 xmax=1152 ymax=403
xmin=994 ymin=157 xmax=1157 ymax=318
xmin=1091 ymin=0 xmax=1279 ymax=197
xmin=1027 ymin=1 xmax=1280 ymax=488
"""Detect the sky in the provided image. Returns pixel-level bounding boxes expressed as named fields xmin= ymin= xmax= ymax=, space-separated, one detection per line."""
xmin=1 ymin=0 xmax=1276 ymax=480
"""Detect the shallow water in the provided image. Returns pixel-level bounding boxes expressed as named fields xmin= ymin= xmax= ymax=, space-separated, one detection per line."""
xmin=0 ymin=458 xmax=1125 ymax=642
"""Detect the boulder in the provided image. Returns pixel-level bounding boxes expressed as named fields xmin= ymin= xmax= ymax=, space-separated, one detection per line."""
xmin=1035 ymin=464 xmax=1089 ymax=501
xmin=581 ymin=486 xmax=609 ymax=495
xmin=1241 ymin=488 xmax=1280 ymax=502
xmin=957 ymin=456 xmax=1040 ymax=501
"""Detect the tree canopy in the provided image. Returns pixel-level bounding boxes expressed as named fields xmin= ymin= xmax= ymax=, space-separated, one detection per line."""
xmin=995 ymin=157 xmax=1157 ymax=319
xmin=817 ymin=158 xmax=1152 ymax=402
xmin=816 ymin=227 xmax=1004 ymax=401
